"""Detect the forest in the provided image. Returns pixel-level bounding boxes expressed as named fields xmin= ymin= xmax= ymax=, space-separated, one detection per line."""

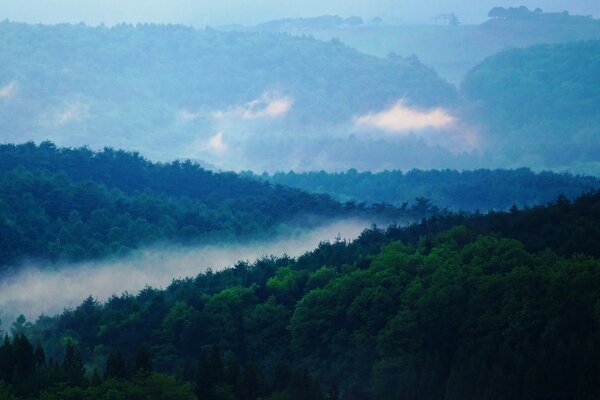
xmin=1 ymin=19 xmax=600 ymax=172
xmin=257 ymin=8 xmax=600 ymax=86
xmin=0 ymin=190 xmax=598 ymax=399
xmin=2 ymin=142 xmax=597 ymax=270
xmin=0 ymin=19 xmax=455 ymax=164
xmin=0 ymin=5 xmax=599 ymax=400
xmin=0 ymin=142 xmax=413 ymax=269
xmin=254 ymin=168 xmax=600 ymax=210
xmin=461 ymin=40 xmax=600 ymax=172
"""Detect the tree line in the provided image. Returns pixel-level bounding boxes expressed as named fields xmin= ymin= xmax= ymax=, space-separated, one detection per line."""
xmin=253 ymin=168 xmax=600 ymax=211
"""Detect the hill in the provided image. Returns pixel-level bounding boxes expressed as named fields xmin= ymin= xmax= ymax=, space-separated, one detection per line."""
xmin=0 ymin=142 xmax=407 ymax=269
xmin=7 ymin=191 xmax=600 ymax=400
xmin=461 ymin=40 xmax=600 ymax=173
xmin=0 ymin=20 xmax=455 ymax=169
xmin=242 ymin=8 xmax=600 ymax=84
xmin=253 ymin=168 xmax=600 ymax=211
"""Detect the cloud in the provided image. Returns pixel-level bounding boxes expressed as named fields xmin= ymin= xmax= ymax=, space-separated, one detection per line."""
xmin=203 ymin=132 xmax=229 ymax=154
xmin=212 ymin=93 xmax=293 ymax=120
xmin=0 ymin=81 xmax=17 ymax=99
xmin=355 ymin=100 xmax=455 ymax=134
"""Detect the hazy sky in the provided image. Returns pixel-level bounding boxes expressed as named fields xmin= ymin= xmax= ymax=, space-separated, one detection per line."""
xmin=1 ymin=0 xmax=598 ymax=26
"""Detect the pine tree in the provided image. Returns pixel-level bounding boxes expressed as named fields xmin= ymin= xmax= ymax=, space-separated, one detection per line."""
xmin=209 ymin=345 xmax=224 ymax=384
xmin=0 ymin=335 xmax=13 ymax=382
xmin=240 ymin=361 xmax=265 ymax=400
xmin=12 ymin=334 xmax=35 ymax=381
xmin=34 ymin=344 xmax=46 ymax=369
xmin=196 ymin=350 xmax=215 ymax=400
xmin=62 ymin=339 xmax=85 ymax=386
xmin=224 ymin=352 xmax=241 ymax=389
xmin=272 ymin=360 xmax=291 ymax=392
xmin=105 ymin=348 xmax=127 ymax=379
xmin=134 ymin=346 xmax=152 ymax=374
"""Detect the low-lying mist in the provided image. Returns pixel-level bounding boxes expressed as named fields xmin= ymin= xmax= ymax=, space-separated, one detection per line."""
xmin=0 ymin=220 xmax=371 ymax=329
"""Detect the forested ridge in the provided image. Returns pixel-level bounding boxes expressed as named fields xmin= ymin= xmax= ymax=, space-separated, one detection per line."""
xmin=0 ymin=20 xmax=455 ymax=156
xmin=1 ymin=191 xmax=598 ymax=399
xmin=461 ymin=40 xmax=600 ymax=171
xmin=249 ymin=8 xmax=600 ymax=86
xmin=2 ymin=20 xmax=599 ymax=172
xmin=253 ymin=168 xmax=600 ymax=211
xmin=0 ymin=142 xmax=410 ymax=269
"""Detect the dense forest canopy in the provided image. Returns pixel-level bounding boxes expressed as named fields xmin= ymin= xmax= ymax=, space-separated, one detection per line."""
xmin=3 ymin=190 xmax=598 ymax=399
xmin=0 ymin=142 xmax=411 ymax=269
xmin=252 ymin=168 xmax=600 ymax=211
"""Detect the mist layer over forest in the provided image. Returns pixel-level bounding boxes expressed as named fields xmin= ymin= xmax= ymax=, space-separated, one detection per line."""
xmin=0 ymin=219 xmax=368 ymax=329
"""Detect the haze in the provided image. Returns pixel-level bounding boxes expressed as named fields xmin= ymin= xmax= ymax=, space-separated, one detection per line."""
xmin=0 ymin=220 xmax=369 ymax=329
xmin=2 ymin=0 xmax=598 ymax=26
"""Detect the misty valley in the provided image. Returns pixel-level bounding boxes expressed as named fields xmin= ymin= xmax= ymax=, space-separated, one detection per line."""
xmin=1 ymin=4 xmax=600 ymax=400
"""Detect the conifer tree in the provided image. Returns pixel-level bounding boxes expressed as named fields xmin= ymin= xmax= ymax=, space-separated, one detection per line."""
xmin=62 ymin=339 xmax=85 ymax=386
xmin=105 ymin=349 xmax=127 ymax=379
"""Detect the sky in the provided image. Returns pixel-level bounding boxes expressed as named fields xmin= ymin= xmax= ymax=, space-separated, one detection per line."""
xmin=1 ymin=0 xmax=598 ymax=26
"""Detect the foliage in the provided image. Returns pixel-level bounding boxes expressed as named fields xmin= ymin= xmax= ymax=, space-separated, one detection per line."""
xmin=253 ymin=168 xmax=600 ymax=211
xmin=462 ymin=40 xmax=600 ymax=168
xmin=249 ymin=10 xmax=600 ymax=87
xmin=0 ymin=142 xmax=407 ymax=268
xmin=38 ymin=374 xmax=197 ymax=400
xmin=14 ymin=191 xmax=600 ymax=399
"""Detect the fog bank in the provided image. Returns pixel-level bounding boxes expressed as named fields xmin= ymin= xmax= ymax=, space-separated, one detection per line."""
xmin=0 ymin=220 xmax=370 ymax=328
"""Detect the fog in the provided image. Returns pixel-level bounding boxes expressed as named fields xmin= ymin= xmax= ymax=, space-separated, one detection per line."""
xmin=0 ymin=220 xmax=371 ymax=329
xmin=175 ymin=98 xmax=479 ymax=172
xmin=1 ymin=0 xmax=598 ymax=26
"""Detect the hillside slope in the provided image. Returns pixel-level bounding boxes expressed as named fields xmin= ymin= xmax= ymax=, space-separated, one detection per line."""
xmin=246 ymin=9 xmax=600 ymax=84
xmin=11 ymin=191 xmax=600 ymax=400
xmin=0 ymin=142 xmax=405 ymax=268
xmin=0 ymin=20 xmax=455 ymax=168
xmin=462 ymin=40 xmax=600 ymax=172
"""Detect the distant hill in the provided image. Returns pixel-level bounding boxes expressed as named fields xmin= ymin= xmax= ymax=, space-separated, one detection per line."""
xmin=461 ymin=40 xmax=600 ymax=173
xmin=243 ymin=8 xmax=600 ymax=84
xmin=0 ymin=20 xmax=455 ymax=165
xmin=253 ymin=168 xmax=600 ymax=211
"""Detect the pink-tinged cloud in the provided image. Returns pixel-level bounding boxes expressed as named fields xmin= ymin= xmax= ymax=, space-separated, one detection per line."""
xmin=355 ymin=101 xmax=455 ymax=133
xmin=212 ymin=93 xmax=293 ymax=120
xmin=0 ymin=81 xmax=17 ymax=99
